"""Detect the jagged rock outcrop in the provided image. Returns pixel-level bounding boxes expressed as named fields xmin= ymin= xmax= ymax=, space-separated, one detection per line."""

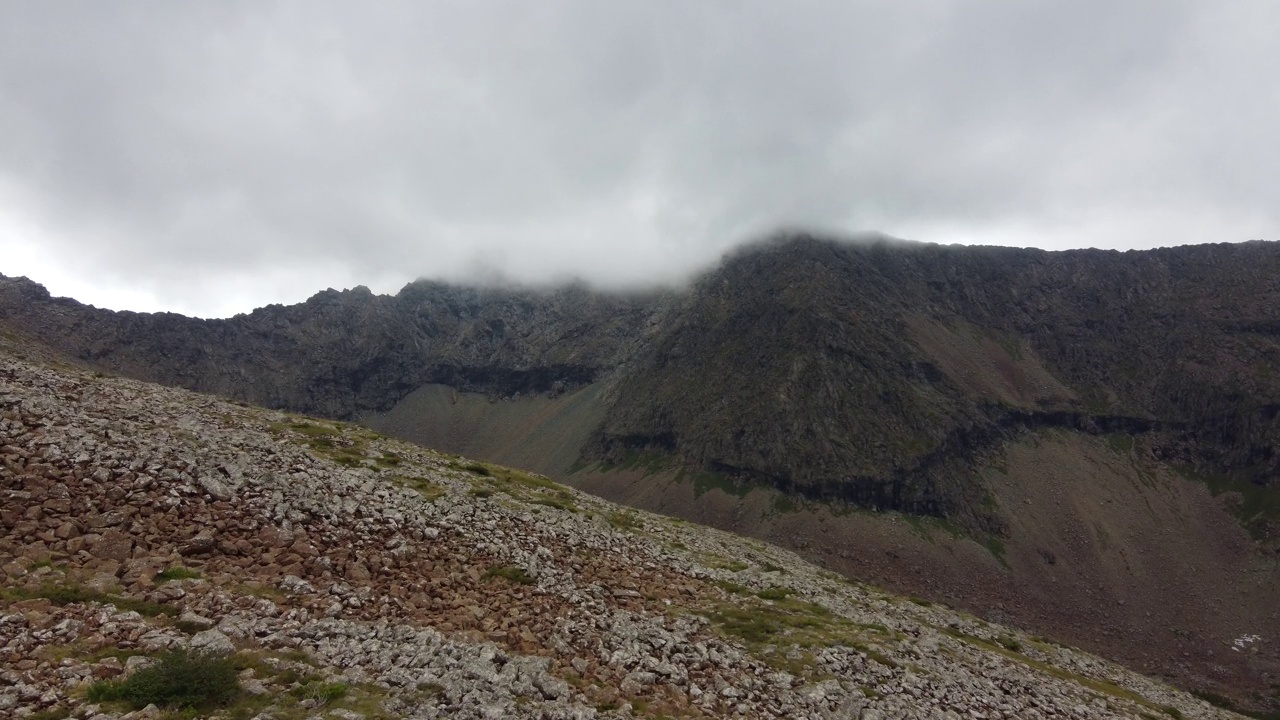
xmin=0 ymin=277 xmax=660 ymax=419
xmin=0 ymin=342 xmax=1249 ymax=719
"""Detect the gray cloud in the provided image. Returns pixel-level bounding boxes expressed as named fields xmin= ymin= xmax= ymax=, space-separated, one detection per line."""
xmin=2 ymin=1 xmax=1277 ymax=316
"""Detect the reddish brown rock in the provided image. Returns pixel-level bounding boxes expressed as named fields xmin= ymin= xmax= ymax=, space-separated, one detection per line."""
xmin=95 ymin=529 xmax=134 ymax=562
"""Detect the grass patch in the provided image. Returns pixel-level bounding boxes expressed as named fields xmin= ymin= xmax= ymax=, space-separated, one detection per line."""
xmin=755 ymin=586 xmax=796 ymax=601
xmin=705 ymin=556 xmax=750 ymax=572
xmin=1174 ymin=464 xmax=1280 ymax=542
xmin=230 ymin=582 xmax=285 ymax=601
xmin=691 ymin=470 xmax=752 ymax=499
xmin=395 ymin=475 xmax=447 ymax=502
xmin=997 ymin=634 xmax=1022 ymax=652
xmin=942 ymin=626 xmax=1158 ymax=710
xmin=483 ymin=566 xmax=534 ymax=585
xmin=1106 ymin=433 xmax=1135 ymax=454
xmin=24 ymin=709 xmax=72 ymax=720
xmin=705 ymin=604 xmax=824 ymax=644
xmin=453 ymin=460 xmax=493 ymax=477
xmin=272 ymin=419 xmax=372 ymax=468
xmin=88 ymin=649 xmax=240 ymax=710
xmin=772 ymin=494 xmax=799 ymax=513
xmin=608 ymin=511 xmax=643 ymax=531
xmin=450 ymin=458 xmax=581 ymax=511
xmin=373 ymin=452 xmax=402 ymax=468
xmin=3 ymin=584 xmax=173 ymax=617
xmin=292 ymin=680 xmax=348 ymax=705
xmin=699 ymin=593 xmax=896 ymax=676
xmin=984 ymin=535 xmax=1009 ymax=568
xmin=532 ymin=496 xmax=579 ymax=513
xmin=712 ymin=579 xmax=752 ymax=595
xmin=154 ymin=566 xmax=202 ymax=584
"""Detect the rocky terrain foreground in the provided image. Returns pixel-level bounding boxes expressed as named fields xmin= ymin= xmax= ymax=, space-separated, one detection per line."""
xmin=0 ymin=348 xmax=1245 ymax=719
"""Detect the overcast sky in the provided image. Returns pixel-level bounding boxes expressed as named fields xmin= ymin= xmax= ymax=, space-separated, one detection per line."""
xmin=2 ymin=1 xmax=1278 ymax=317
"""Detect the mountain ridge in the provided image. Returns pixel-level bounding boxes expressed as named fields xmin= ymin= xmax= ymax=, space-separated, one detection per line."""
xmin=4 ymin=234 xmax=1280 ymax=712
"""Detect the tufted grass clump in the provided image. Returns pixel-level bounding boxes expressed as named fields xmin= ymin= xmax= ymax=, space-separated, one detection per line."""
xmin=292 ymin=680 xmax=349 ymax=705
xmin=87 ymin=649 xmax=240 ymax=710
xmin=608 ymin=511 xmax=642 ymax=530
xmin=154 ymin=566 xmax=202 ymax=583
xmin=395 ymin=475 xmax=447 ymax=502
xmin=3 ymin=583 xmax=173 ymax=617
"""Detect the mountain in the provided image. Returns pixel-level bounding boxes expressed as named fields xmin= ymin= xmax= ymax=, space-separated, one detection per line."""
xmin=3 ymin=234 xmax=1279 ymax=714
xmin=0 ymin=332 xmax=1251 ymax=719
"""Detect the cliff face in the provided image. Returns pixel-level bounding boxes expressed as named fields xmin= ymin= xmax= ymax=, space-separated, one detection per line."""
xmin=592 ymin=238 xmax=1280 ymax=532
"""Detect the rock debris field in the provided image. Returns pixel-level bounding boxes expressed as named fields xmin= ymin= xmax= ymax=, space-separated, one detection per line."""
xmin=0 ymin=347 xmax=1246 ymax=719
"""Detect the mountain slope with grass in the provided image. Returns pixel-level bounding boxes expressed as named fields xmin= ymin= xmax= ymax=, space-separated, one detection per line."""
xmin=3 ymin=235 xmax=1280 ymax=713
xmin=0 ymin=334 xmax=1252 ymax=719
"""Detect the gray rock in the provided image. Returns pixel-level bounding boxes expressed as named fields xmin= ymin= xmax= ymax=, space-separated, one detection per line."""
xmin=178 ymin=610 xmax=214 ymax=629
xmin=189 ymin=629 xmax=235 ymax=657
xmin=198 ymin=474 xmax=232 ymax=501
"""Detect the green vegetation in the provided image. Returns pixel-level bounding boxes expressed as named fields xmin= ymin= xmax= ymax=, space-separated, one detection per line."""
xmin=450 ymin=459 xmax=580 ymax=512
xmin=942 ymin=626 xmax=1160 ymax=712
xmin=712 ymin=579 xmax=751 ymax=595
xmin=153 ymin=566 xmax=202 ymax=583
xmin=704 ymin=602 xmax=827 ymax=644
xmin=1105 ymin=433 xmax=1135 ymax=454
xmin=292 ymin=680 xmax=348 ymax=705
xmin=483 ymin=566 xmax=535 ymax=585
xmin=690 ymin=470 xmax=752 ymax=499
xmin=755 ymin=586 xmax=796 ymax=601
xmin=704 ymin=555 xmax=750 ymax=572
xmin=230 ymin=581 xmax=286 ymax=600
xmin=23 ymin=709 xmax=73 ymax=720
xmin=395 ymin=475 xmax=447 ymax=502
xmin=984 ymin=535 xmax=1009 ymax=568
xmin=373 ymin=452 xmax=402 ymax=468
xmin=772 ymin=494 xmax=799 ymax=513
xmin=88 ymin=649 xmax=240 ymax=710
xmin=2 ymin=583 xmax=173 ymax=617
xmin=1174 ymin=464 xmax=1280 ymax=542
xmin=531 ymin=496 xmax=578 ymax=513
xmin=997 ymin=634 xmax=1022 ymax=652
xmin=608 ymin=511 xmax=643 ymax=530
xmin=596 ymin=449 xmax=671 ymax=476
xmin=699 ymin=591 xmax=898 ymax=678
xmin=271 ymin=419 xmax=375 ymax=467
